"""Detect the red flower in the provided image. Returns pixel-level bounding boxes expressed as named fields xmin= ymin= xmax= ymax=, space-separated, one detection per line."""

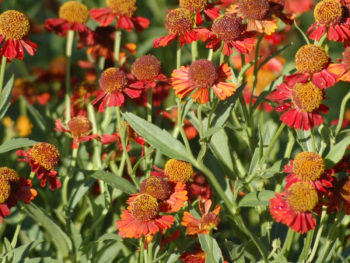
xmin=17 ymin=142 xmax=61 ymax=190
xmin=294 ymin=44 xmax=337 ymax=89
xmin=116 ymin=193 xmax=174 ymax=239
xmin=179 ymin=0 xmax=220 ymax=26
xmin=181 ymin=249 xmax=206 ymax=263
xmin=269 ymin=182 xmax=319 ymax=234
xmin=90 ymin=0 xmax=149 ymax=32
xmin=307 ymin=0 xmax=350 ymax=43
xmin=269 ymin=73 xmax=328 ymax=130
xmin=55 ymin=116 xmax=98 ymax=149
xmin=0 ymin=167 xmax=37 ymax=222
xmin=187 ymin=172 xmax=212 ymax=202
xmin=172 ymin=60 xmax=236 ymax=104
xmin=284 ymin=152 xmax=334 ymax=193
xmin=91 ymin=67 xmax=142 ymax=112
xmin=205 ymin=14 xmax=256 ymax=56
xmin=284 ymin=0 xmax=313 ymax=15
xmin=0 ymin=10 xmax=37 ymax=60
xmin=153 ymin=8 xmax=210 ymax=48
xmin=181 ymin=199 xmax=220 ymax=235
xmin=45 ymin=1 xmax=93 ymax=46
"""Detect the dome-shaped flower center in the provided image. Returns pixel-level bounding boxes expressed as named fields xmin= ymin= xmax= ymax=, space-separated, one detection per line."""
xmin=295 ymin=44 xmax=329 ymax=74
xmin=107 ymin=0 xmax=137 ymax=17
xmin=140 ymin=176 xmax=170 ymax=200
xmin=212 ymin=14 xmax=244 ymax=42
xmin=164 ymin=159 xmax=193 ymax=183
xmin=314 ymin=0 xmax=343 ymax=25
xmin=342 ymin=48 xmax=350 ymax=70
xmin=59 ymin=1 xmax=89 ymax=24
xmin=188 ymin=59 xmax=218 ymax=88
xmin=99 ymin=68 xmax=127 ymax=93
xmin=238 ymin=0 xmax=270 ymax=20
xmin=68 ymin=116 xmax=92 ymax=138
xmin=179 ymin=0 xmax=208 ymax=13
xmin=130 ymin=194 xmax=159 ymax=221
xmin=291 ymin=82 xmax=323 ymax=112
xmin=165 ymin=8 xmax=194 ymax=35
xmin=131 ymin=55 xmax=161 ymax=81
xmin=287 ymin=182 xmax=318 ymax=212
xmin=0 ymin=167 xmax=20 ymax=182
xmin=0 ymin=10 xmax=30 ymax=40
xmin=0 ymin=179 xmax=10 ymax=204
xmin=29 ymin=143 xmax=60 ymax=171
xmin=292 ymin=152 xmax=325 ymax=181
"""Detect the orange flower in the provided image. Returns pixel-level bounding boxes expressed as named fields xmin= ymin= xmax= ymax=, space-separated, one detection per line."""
xmin=329 ymin=47 xmax=350 ymax=82
xmin=181 ymin=199 xmax=220 ymax=235
xmin=171 ymin=59 xmax=236 ymax=104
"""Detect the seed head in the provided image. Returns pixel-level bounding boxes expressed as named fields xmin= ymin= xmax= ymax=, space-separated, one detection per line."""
xmin=164 ymin=159 xmax=193 ymax=183
xmin=165 ymin=8 xmax=193 ymax=35
xmin=99 ymin=68 xmax=127 ymax=93
xmin=131 ymin=55 xmax=161 ymax=81
xmin=59 ymin=1 xmax=89 ymax=24
xmin=29 ymin=143 xmax=60 ymax=171
xmin=0 ymin=10 xmax=30 ymax=40
xmin=107 ymin=0 xmax=137 ymax=17
xmin=212 ymin=14 xmax=244 ymax=42
xmin=292 ymin=82 xmax=323 ymax=112
xmin=295 ymin=44 xmax=329 ymax=74
xmin=286 ymin=182 xmax=318 ymax=212
xmin=130 ymin=194 xmax=159 ymax=221
xmin=188 ymin=59 xmax=218 ymax=88
xmin=292 ymin=152 xmax=325 ymax=181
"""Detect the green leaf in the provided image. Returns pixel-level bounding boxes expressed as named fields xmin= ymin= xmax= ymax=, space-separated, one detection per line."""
xmin=198 ymin=234 xmax=224 ymax=263
xmin=239 ymin=190 xmax=275 ymax=207
xmin=68 ymin=177 xmax=95 ymax=212
xmin=95 ymin=233 xmax=122 ymax=243
xmin=24 ymin=203 xmax=72 ymax=257
xmin=0 ymin=75 xmax=14 ymax=120
xmin=325 ymin=136 xmax=350 ymax=168
xmin=124 ymin=112 xmax=190 ymax=161
xmin=89 ymin=170 xmax=137 ymax=194
xmin=23 ymin=97 xmax=49 ymax=133
xmin=0 ymin=138 xmax=37 ymax=154
xmin=24 ymin=257 xmax=61 ymax=263
xmin=1 ymin=240 xmax=42 ymax=262
xmin=209 ymin=130 xmax=234 ymax=174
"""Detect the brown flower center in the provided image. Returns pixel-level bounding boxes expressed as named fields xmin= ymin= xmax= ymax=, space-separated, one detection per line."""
xmin=287 ymin=182 xmax=318 ymax=212
xmin=59 ymin=1 xmax=89 ymax=24
xmin=68 ymin=116 xmax=92 ymax=138
xmin=29 ymin=143 xmax=60 ymax=170
xmin=99 ymin=68 xmax=127 ymax=93
xmin=238 ymin=0 xmax=270 ymax=20
xmin=130 ymin=194 xmax=159 ymax=221
xmin=0 ymin=167 xmax=20 ymax=182
xmin=107 ymin=0 xmax=137 ymax=17
xmin=140 ymin=176 xmax=170 ymax=200
xmin=314 ymin=0 xmax=343 ymax=25
xmin=212 ymin=14 xmax=244 ymax=42
xmin=188 ymin=59 xmax=218 ymax=88
xmin=164 ymin=159 xmax=193 ymax=183
xmin=165 ymin=8 xmax=194 ymax=35
xmin=291 ymin=82 xmax=323 ymax=112
xmin=131 ymin=55 xmax=161 ymax=81
xmin=295 ymin=44 xmax=329 ymax=74
xmin=0 ymin=179 xmax=10 ymax=204
xmin=0 ymin=10 xmax=30 ymax=40
xmin=179 ymin=0 xmax=208 ymax=13
xmin=292 ymin=152 xmax=325 ymax=181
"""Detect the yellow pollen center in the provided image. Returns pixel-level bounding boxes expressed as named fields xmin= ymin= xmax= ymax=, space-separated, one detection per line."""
xmin=16 ymin=115 xmax=33 ymax=137
xmin=0 ymin=10 xmax=30 ymax=40
xmin=188 ymin=59 xmax=218 ymax=88
xmin=286 ymin=182 xmax=318 ymax=212
xmin=164 ymin=159 xmax=193 ymax=183
xmin=130 ymin=194 xmax=159 ymax=221
xmin=0 ymin=179 xmax=10 ymax=204
xmin=29 ymin=143 xmax=60 ymax=171
xmin=68 ymin=116 xmax=92 ymax=138
xmin=292 ymin=152 xmax=325 ymax=181
xmin=139 ymin=176 xmax=170 ymax=200
xmin=212 ymin=14 xmax=244 ymax=42
xmin=179 ymin=0 xmax=208 ymax=13
xmin=314 ymin=0 xmax=343 ymax=25
xmin=165 ymin=8 xmax=194 ymax=35
xmin=131 ymin=55 xmax=161 ymax=81
xmin=99 ymin=67 xmax=127 ymax=93
xmin=59 ymin=1 xmax=89 ymax=24
xmin=238 ymin=0 xmax=270 ymax=20
xmin=291 ymin=82 xmax=323 ymax=112
xmin=107 ymin=0 xmax=137 ymax=17
xmin=0 ymin=167 xmax=20 ymax=182
xmin=295 ymin=44 xmax=329 ymax=74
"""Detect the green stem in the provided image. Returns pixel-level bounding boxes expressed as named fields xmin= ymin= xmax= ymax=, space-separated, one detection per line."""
xmin=298 ymin=230 xmax=314 ymax=262
xmin=191 ymin=41 xmax=198 ymax=62
xmin=65 ymin=30 xmax=74 ymax=123
xmin=62 ymin=146 xmax=79 ymax=206
xmin=29 ymin=171 xmax=35 ymax=180
xmin=335 ymin=90 xmax=350 ymax=137
xmin=207 ymin=49 xmax=213 ymax=61
xmin=294 ymin=20 xmax=310 ymax=45
xmin=239 ymin=95 xmax=254 ymax=152
xmin=98 ymin=56 xmax=106 ymax=71
xmin=177 ymin=98 xmax=195 ymax=160
xmin=10 ymin=205 xmax=25 ymax=247
xmin=249 ymin=35 xmax=264 ymax=110
xmin=0 ymin=56 xmax=7 ymax=95
xmin=310 ymin=127 xmax=316 ymax=152
xmin=307 ymin=207 xmax=327 ymax=263
xmin=87 ymin=104 xmax=102 ymax=169
xmin=114 ymin=30 xmax=122 ymax=66
xmin=140 ymin=239 xmax=144 ymax=263
xmin=279 ymin=228 xmax=295 ymax=259
xmin=176 ymin=42 xmax=182 ymax=69
xmin=147 ymin=239 xmax=153 ymax=263
xmin=197 ymin=105 xmax=207 ymax=162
